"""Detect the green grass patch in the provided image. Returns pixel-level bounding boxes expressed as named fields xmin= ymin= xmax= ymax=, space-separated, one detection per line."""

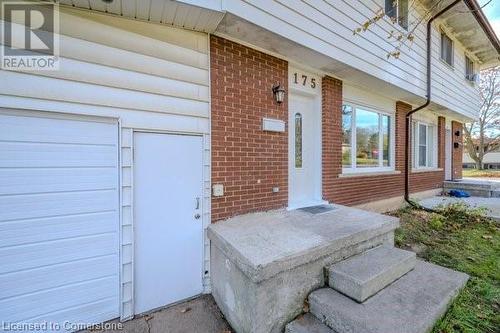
xmin=389 ymin=203 xmax=500 ymax=333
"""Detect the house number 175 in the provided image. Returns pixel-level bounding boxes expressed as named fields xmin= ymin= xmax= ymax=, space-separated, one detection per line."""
xmin=293 ymin=72 xmax=316 ymax=89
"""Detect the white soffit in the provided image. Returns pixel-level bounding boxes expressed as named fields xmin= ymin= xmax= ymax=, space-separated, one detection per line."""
xmin=58 ymin=0 xmax=225 ymax=33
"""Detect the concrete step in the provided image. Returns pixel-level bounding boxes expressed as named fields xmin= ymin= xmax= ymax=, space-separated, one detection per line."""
xmin=285 ymin=314 xmax=335 ymax=333
xmin=309 ymin=261 xmax=469 ymax=333
xmin=443 ymin=180 xmax=495 ymax=197
xmin=327 ymin=246 xmax=416 ymax=302
xmin=492 ymin=190 xmax=500 ymax=198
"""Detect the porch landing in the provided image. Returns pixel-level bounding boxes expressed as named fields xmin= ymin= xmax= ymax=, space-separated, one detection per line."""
xmin=208 ymin=204 xmax=399 ymax=283
xmin=208 ymin=205 xmax=399 ymax=333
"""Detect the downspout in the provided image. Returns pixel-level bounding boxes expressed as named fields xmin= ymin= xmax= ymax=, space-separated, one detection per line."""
xmin=404 ymin=0 xmax=462 ymax=207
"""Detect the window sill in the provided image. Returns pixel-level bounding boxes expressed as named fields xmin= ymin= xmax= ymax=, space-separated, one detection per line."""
xmin=439 ymin=58 xmax=454 ymax=70
xmin=411 ymin=167 xmax=443 ymax=173
xmin=339 ymin=170 xmax=401 ymax=178
xmin=465 ymin=79 xmax=476 ymax=87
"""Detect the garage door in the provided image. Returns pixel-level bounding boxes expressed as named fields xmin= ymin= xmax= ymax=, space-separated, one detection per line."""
xmin=0 ymin=112 xmax=120 ymax=331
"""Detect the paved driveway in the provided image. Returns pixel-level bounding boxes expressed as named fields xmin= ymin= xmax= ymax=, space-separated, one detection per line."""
xmin=85 ymin=295 xmax=231 ymax=333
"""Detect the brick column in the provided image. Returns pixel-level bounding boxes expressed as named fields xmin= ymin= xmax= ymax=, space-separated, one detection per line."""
xmin=451 ymin=121 xmax=463 ymax=180
xmin=395 ymin=101 xmax=412 ymax=173
xmin=438 ymin=116 xmax=446 ymax=169
xmin=322 ymin=76 xmax=342 ymax=203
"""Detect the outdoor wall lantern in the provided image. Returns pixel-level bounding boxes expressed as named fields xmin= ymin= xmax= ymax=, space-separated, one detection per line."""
xmin=272 ymin=83 xmax=286 ymax=104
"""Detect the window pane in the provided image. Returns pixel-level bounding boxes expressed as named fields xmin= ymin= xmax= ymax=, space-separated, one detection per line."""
xmin=465 ymin=56 xmax=474 ymax=79
xmin=295 ymin=113 xmax=302 ymax=168
xmin=385 ymin=0 xmax=396 ymax=19
xmin=419 ymin=124 xmax=427 ymax=145
xmin=356 ymin=109 xmax=379 ymax=168
xmin=382 ymin=115 xmax=390 ymax=166
xmin=441 ymin=33 xmax=453 ymax=66
xmin=418 ymin=146 xmax=427 ymax=167
xmin=398 ymin=0 xmax=408 ymax=29
xmin=342 ymin=105 xmax=352 ymax=168
xmin=427 ymin=126 xmax=434 ymax=166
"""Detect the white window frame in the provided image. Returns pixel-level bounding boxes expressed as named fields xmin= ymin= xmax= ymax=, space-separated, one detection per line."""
xmin=440 ymin=31 xmax=454 ymax=67
xmin=412 ymin=121 xmax=438 ymax=169
xmin=385 ymin=0 xmax=409 ymax=30
xmin=465 ymin=55 xmax=475 ymax=83
xmin=342 ymin=103 xmax=395 ymax=174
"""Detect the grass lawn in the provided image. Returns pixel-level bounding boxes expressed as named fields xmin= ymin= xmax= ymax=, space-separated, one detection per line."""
xmin=462 ymin=169 xmax=500 ymax=178
xmin=388 ymin=204 xmax=499 ymax=333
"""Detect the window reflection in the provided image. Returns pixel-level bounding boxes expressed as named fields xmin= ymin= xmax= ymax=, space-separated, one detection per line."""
xmin=382 ymin=115 xmax=390 ymax=166
xmin=342 ymin=105 xmax=353 ymax=168
xmin=295 ymin=113 xmax=302 ymax=168
xmin=356 ymin=109 xmax=379 ymax=168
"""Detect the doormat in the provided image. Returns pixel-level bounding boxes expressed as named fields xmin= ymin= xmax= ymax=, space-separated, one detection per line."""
xmin=299 ymin=205 xmax=336 ymax=215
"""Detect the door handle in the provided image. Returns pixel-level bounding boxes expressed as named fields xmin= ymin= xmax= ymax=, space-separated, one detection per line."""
xmin=194 ymin=214 xmax=201 ymax=219
xmin=195 ymin=197 xmax=200 ymax=210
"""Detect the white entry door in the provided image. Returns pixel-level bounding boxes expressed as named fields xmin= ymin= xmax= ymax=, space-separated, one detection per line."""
xmin=445 ymin=129 xmax=452 ymax=180
xmin=134 ymin=132 xmax=204 ymax=314
xmin=289 ymin=93 xmax=320 ymax=209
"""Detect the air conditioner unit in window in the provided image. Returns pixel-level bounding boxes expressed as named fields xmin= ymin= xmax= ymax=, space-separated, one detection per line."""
xmin=465 ymin=73 xmax=479 ymax=83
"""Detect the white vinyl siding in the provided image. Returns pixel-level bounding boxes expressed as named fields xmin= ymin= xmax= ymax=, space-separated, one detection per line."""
xmin=216 ymin=0 xmax=480 ymax=120
xmin=0 ymin=7 xmax=211 ymax=323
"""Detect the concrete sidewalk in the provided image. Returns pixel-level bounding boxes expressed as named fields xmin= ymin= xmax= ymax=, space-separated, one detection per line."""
xmin=85 ymin=295 xmax=231 ymax=333
xmin=419 ymin=196 xmax=500 ymax=222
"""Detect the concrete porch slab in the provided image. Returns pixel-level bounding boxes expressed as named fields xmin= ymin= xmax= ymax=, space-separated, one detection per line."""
xmin=208 ymin=204 xmax=399 ymax=333
xmin=208 ymin=204 xmax=399 ymax=283
xmin=419 ymin=196 xmax=500 ymax=222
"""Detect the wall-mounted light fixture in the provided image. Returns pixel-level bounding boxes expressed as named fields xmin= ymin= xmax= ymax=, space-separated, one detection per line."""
xmin=454 ymin=130 xmax=461 ymax=137
xmin=272 ymin=83 xmax=286 ymax=104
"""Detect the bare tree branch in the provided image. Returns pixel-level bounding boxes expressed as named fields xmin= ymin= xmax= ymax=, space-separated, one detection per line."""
xmin=463 ymin=66 xmax=500 ymax=169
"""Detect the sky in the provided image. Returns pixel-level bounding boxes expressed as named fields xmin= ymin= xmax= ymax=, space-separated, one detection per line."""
xmin=479 ymin=0 xmax=500 ymax=38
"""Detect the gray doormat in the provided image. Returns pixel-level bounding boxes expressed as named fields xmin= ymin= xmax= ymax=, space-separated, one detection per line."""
xmin=299 ymin=205 xmax=336 ymax=215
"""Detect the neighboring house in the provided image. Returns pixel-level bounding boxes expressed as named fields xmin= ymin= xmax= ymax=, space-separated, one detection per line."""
xmin=0 ymin=0 xmax=499 ymax=331
xmin=464 ymin=151 xmax=500 ymax=169
xmin=463 ymin=139 xmax=500 ymax=169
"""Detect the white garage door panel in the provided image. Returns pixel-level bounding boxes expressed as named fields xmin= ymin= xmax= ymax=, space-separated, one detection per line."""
xmin=29 ymin=299 xmax=119 ymax=333
xmin=0 ymin=276 xmax=118 ymax=322
xmin=0 ymin=190 xmax=117 ymax=221
xmin=0 ymin=113 xmax=120 ymax=329
xmin=0 ymin=255 xmax=117 ymax=299
xmin=0 ymin=142 xmax=117 ymax=168
xmin=0 ymin=168 xmax=117 ymax=195
xmin=0 ymin=233 xmax=118 ymax=274
xmin=0 ymin=212 xmax=116 ymax=247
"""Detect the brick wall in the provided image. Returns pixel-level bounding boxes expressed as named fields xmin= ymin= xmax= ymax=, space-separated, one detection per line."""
xmin=210 ymin=37 xmax=447 ymax=220
xmin=452 ymin=121 xmax=463 ymax=179
xmin=321 ymin=80 xmax=444 ymax=206
xmin=210 ymin=36 xmax=288 ymax=222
